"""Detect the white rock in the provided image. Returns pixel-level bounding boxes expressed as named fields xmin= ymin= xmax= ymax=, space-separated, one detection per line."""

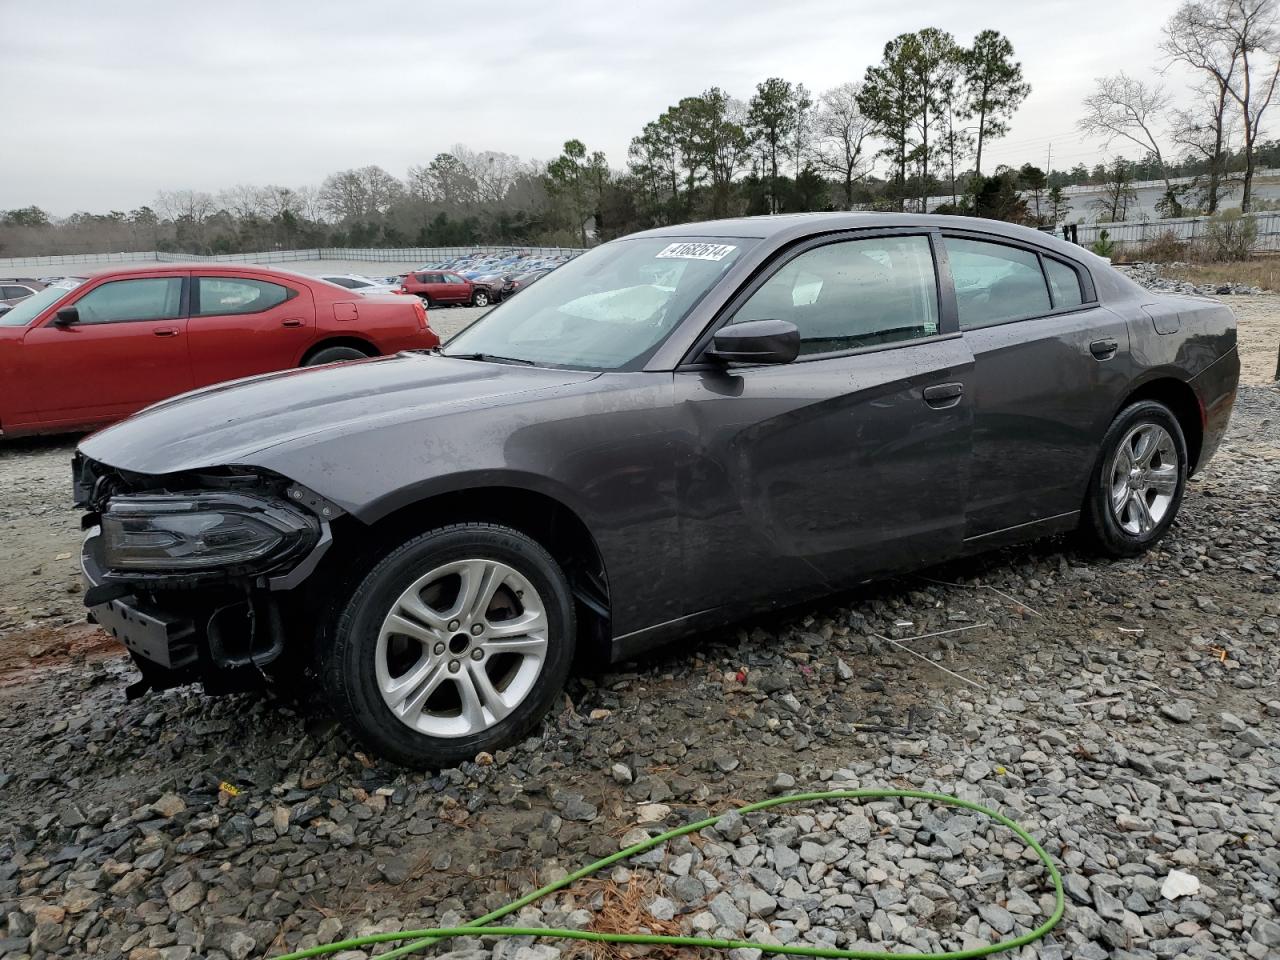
xmin=1161 ymin=869 xmax=1200 ymax=900
xmin=636 ymin=803 xmax=671 ymax=822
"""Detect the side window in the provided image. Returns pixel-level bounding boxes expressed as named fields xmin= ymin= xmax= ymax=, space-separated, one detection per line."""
xmin=1045 ymin=257 xmax=1085 ymax=309
xmin=731 ymin=235 xmax=939 ymax=356
xmin=73 ymin=278 xmax=182 ymax=325
xmin=327 ymin=277 xmax=357 ymax=288
xmin=946 ymin=237 xmax=1051 ymax=329
xmin=194 ymin=277 xmax=291 ymax=317
xmin=445 ymin=274 xmax=463 ymax=284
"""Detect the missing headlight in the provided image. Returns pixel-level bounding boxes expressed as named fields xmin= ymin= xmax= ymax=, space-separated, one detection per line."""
xmin=101 ymin=492 xmax=319 ymax=574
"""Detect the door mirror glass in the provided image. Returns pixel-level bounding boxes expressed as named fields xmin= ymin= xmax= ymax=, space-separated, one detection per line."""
xmin=706 ymin=319 xmax=800 ymax=365
xmin=54 ymin=306 xmax=80 ymax=326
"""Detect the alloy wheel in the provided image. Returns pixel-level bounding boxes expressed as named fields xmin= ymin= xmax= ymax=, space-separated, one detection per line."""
xmin=375 ymin=558 xmax=548 ymax=737
xmin=1107 ymin=422 xmax=1179 ymax=536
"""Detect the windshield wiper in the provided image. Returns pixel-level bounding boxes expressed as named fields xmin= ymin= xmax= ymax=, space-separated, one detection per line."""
xmin=440 ymin=351 xmax=535 ymax=366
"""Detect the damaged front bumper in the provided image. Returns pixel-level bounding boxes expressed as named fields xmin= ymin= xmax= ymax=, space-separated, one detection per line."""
xmin=76 ymin=458 xmax=338 ymax=695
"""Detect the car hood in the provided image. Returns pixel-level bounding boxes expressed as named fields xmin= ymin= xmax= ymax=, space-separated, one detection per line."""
xmin=79 ymin=353 xmax=599 ymax=475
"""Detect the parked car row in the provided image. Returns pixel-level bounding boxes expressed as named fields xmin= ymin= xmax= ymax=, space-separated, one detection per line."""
xmin=317 ymin=274 xmax=403 ymax=296
xmin=400 ymin=250 xmax=577 ymax=305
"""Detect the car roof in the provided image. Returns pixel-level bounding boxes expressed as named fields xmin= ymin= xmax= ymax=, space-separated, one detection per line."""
xmin=81 ymin=262 xmax=307 ymax=278
xmin=625 ymin=212 xmax=1096 ymax=263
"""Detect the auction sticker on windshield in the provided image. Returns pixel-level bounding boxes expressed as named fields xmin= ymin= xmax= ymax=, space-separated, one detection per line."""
xmin=655 ymin=242 xmax=737 ymax=261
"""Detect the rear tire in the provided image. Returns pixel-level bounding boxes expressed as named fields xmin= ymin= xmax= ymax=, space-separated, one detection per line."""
xmin=303 ymin=345 xmax=370 ymax=366
xmin=1081 ymin=400 xmax=1188 ymax=557
xmin=321 ymin=523 xmax=576 ymax=769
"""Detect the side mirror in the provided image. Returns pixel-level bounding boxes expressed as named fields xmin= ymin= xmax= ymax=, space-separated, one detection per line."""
xmin=705 ymin=319 xmax=800 ymax=365
xmin=0 ymin=303 xmax=11 ymax=317
xmin=53 ymin=306 xmax=80 ymax=327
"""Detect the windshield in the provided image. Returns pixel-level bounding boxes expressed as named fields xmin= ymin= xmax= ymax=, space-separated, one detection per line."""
xmin=443 ymin=237 xmax=754 ymax=369
xmin=0 ymin=278 xmax=84 ymax=326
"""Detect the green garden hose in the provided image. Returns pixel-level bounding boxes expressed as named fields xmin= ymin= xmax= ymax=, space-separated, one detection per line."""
xmin=276 ymin=789 xmax=1065 ymax=960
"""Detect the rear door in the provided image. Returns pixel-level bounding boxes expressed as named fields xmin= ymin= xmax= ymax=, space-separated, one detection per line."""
xmin=943 ymin=232 xmax=1134 ymax=539
xmin=674 ymin=230 xmax=974 ymax=612
xmin=185 ymin=273 xmax=313 ymax=386
xmin=19 ymin=274 xmax=192 ymax=425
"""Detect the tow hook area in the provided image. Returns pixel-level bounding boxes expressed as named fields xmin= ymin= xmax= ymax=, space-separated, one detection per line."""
xmin=207 ymin=595 xmax=286 ymax=670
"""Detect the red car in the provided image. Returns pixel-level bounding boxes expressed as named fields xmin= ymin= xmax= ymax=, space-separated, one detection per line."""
xmin=400 ymin=269 xmax=495 ymax=307
xmin=0 ymin=264 xmax=438 ymax=437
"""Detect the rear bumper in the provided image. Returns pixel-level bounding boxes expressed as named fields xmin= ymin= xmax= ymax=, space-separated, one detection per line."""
xmin=1190 ymin=345 xmax=1240 ymax=474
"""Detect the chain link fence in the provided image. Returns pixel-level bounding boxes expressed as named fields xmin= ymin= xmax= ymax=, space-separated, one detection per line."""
xmin=1072 ymin=212 xmax=1280 ymax=253
xmin=0 ymin=246 xmax=588 ymax=272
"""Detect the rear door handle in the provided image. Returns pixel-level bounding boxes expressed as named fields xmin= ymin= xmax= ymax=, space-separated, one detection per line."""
xmin=152 ymin=327 xmax=180 ymax=337
xmin=281 ymin=318 xmax=304 ymax=328
xmin=1090 ymin=338 xmax=1118 ymax=360
xmin=923 ymin=382 xmax=964 ymax=409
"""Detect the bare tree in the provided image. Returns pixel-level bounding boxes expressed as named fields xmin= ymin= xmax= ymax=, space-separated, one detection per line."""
xmin=813 ymin=83 xmax=875 ymax=207
xmin=155 ymin=189 xmax=215 ymax=224
xmin=292 ymin=185 xmax=326 ymax=223
xmin=450 ymin=146 xmax=527 ymax=204
xmin=1163 ymin=2 xmax=1243 ymax=212
xmin=318 ymin=166 xmax=404 ymax=221
xmin=1078 ymin=73 xmax=1181 ymax=215
xmin=154 ymin=189 xmax=216 ymax=252
xmin=218 ymin=184 xmax=267 ymax=221
xmin=790 ymin=82 xmax=814 ymax=177
xmin=1172 ymin=0 xmax=1280 ymax=211
xmin=1170 ymin=95 xmax=1240 ymax=211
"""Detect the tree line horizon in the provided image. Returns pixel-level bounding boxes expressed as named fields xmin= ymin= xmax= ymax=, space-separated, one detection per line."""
xmin=3 ymin=0 xmax=1278 ymax=258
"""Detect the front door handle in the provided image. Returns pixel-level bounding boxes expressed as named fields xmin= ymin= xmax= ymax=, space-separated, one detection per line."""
xmin=281 ymin=318 xmax=304 ymax=328
xmin=923 ymin=382 xmax=964 ymax=409
xmin=1090 ymin=338 xmax=1118 ymax=360
xmin=152 ymin=327 xmax=180 ymax=338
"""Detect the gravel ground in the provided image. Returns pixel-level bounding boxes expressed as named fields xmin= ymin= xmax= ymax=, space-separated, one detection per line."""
xmin=0 ymin=292 xmax=1277 ymax=960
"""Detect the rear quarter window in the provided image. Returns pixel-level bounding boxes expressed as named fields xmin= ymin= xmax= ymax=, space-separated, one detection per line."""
xmin=1045 ymin=258 xmax=1085 ymax=308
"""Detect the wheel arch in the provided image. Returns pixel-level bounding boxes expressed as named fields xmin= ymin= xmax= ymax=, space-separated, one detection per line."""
xmin=1115 ymin=375 xmax=1204 ymax=473
xmin=307 ymin=482 xmax=612 ymax=661
xmin=298 ymin=336 xmax=379 ymax=365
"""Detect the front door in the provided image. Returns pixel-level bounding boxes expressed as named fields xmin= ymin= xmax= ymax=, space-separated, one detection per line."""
xmin=185 ymin=274 xmax=314 ymax=386
xmin=674 ymin=231 xmax=974 ymax=613
xmin=443 ymin=273 xmax=469 ymax=303
xmin=19 ymin=274 xmax=193 ymax=427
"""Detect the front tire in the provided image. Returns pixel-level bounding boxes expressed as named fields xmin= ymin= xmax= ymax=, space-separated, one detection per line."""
xmin=1081 ymin=400 xmax=1188 ymax=557
xmin=472 ymin=289 xmax=490 ymax=307
xmin=321 ymin=523 xmax=576 ymax=768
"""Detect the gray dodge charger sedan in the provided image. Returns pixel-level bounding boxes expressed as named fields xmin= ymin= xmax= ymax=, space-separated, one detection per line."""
xmin=74 ymin=214 xmax=1239 ymax=766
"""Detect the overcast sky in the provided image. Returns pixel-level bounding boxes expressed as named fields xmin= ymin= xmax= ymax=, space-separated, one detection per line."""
xmin=1 ymin=0 xmax=1196 ymax=215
